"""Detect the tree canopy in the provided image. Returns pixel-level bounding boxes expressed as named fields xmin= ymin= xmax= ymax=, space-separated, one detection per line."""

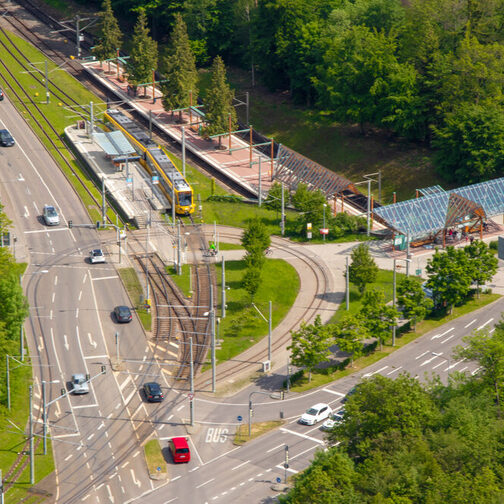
xmin=92 ymin=0 xmax=122 ymax=64
xmin=348 ymin=243 xmax=378 ymax=294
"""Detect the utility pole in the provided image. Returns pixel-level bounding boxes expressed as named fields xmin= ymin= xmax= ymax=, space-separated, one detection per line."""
xmin=346 ymin=256 xmax=350 ymax=310
xmin=210 ymin=285 xmax=216 ymax=393
xmin=29 ymin=385 xmax=34 ymax=484
xmin=189 ymin=337 xmax=194 ymax=426
xmin=367 ymin=178 xmax=371 ymax=237
xmin=20 ymin=325 xmax=24 ymax=361
xmin=177 ymin=220 xmax=182 ymax=275
xmin=101 ymin=175 xmax=106 ymax=226
xmin=42 ymin=380 xmax=47 ymax=455
xmin=281 ymin=183 xmax=285 ymax=236
xmin=45 ymin=60 xmax=49 ymax=104
xmin=6 ymin=356 xmax=10 ymax=410
xmin=258 ymin=157 xmax=262 ymax=207
xmin=182 ymin=126 xmax=186 ymax=178
xmin=145 ymin=213 xmax=150 ymax=302
xmin=268 ymin=300 xmax=272 ymax=362
xmin=89 ymin=101 xmax=94 ymax=140
xmin=221 ymin=256 xmax=226 ymax=318
xmin=171 ymin=181 xmax=176 ymax=225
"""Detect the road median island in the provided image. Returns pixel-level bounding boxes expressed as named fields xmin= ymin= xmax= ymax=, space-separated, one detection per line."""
xmin=144 ymin=439 xmax=168 ymax=480
xmin=233 ymin=420 xmax=285 ymax=446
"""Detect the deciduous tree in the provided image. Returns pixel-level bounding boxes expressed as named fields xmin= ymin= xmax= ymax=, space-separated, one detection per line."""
xmin=330 ymin=314 xmax=365 ymax=367
xmin=348 ymin=243 xmax=378 ymax=294
xmin=359 ymin=289 xmax=397 ymax=350
xmin=397 ymin=277 xmax=433 ymax=329
xmin=288 ymin=316 xmax=331 ymax=382
xmin=464 ymin=240 xmax=498 ymax=296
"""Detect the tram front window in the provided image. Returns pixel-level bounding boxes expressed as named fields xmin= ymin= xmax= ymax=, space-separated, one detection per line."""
xmin=178 ymin=192 xmax=192 ymax=207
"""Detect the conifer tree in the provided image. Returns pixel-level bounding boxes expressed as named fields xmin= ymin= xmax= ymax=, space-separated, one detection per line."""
xmin=127 ymin=9 xmax=158 ymax=95
xmin=162 ymin=13 xmax=199 ymax=122
xmin=204 ymin=56 xmax=236 ymax=147
xmin=92 ymin=0 xmax=123 ymax=72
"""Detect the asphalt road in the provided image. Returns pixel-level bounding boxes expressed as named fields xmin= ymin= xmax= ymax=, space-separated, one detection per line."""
xmin=2 ymin=89 xmax=503 ymax=504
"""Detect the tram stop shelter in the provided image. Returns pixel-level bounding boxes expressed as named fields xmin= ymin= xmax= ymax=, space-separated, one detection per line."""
xmin=373 ymin=178 xmax=504 ymax=248
xmin=94 ymin=130 xmax=136 ymax=168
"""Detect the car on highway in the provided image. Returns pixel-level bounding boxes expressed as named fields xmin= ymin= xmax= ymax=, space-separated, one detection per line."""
xmin=299 ymin=402 xmax=332 ymax=425
xmin=42 ymin=205 xmax=60 ymax=226
xmin=0 ymin=129 xmax=15 ymax=147
xmin=114 ymin=305 xmax=132 ymax=323
xmin=143 ymin=382 xmax=164 ymax=402
xmin=0 ymin=88 xmax=4 ymax=100
xmin=321 ymin=409 xmax=345 ymax=431
xmin=89 ymin=249 xmax=105 ymax=264
xmin=169 ymin=437 xmax=191 ymax=463
xmin=72 ymin=373 xmax=90 ymax=394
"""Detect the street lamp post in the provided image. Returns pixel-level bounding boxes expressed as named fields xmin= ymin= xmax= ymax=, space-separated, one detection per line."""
xmin=392 ymin=257 xmax=411 ymax=346
xmin=323 ymin=204 xmax=327 ymax=241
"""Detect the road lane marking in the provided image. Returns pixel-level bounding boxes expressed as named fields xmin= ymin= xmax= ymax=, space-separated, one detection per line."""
xmin=362 ymin=366 xmax=388 ymax=378
xmin=75 ymin=308 xmax=79 ymax=318
xmin=432 ymin=361 xmax=444 ymax=370
xmin=322 ymin=388 xmax=345 ymax=397
xmin=267 ymin=444 xmax=284 ymax=453
xmin=91 ymin=275 xmax=119 ymax=281
xmin=189 ymin=466 xmax=199 ymax=472
xmin=415 ymin=351 xmax=429 ymax=360
xmin=176 ymin=405 xmax=184 ymax=412
xmin=84 ymin=355 xmax=108 ymax=359
xmin=421 ymin=354 xmax=441 ymax=366
xmin=121 ymin=461 xmax=130 ymax=468
xmin=87 ymin=331 xmax=97 ymax=348
xmin=24 ymin=228 xmax=68 ymax=234
xmin=431 ymin=327 xmax=454 ymax=340
xmin=64 ymin=454 xmax=72 ymax=461
xmin=119 ymin=375 xmax=132 ymax=392
xmin=72 ymin=403 xmax=99 ymax=409
xmin=38 ymin=336 xmax=44 ymax=352
xmin=231 ymin=460 xmax=250 ymax=471
xmin=167 ymin=414 xmax=174 ymax=421
xmin=63 ymin=334 xmax=69 ymax=351
xmin=464 ymin=319 xmax=477 ymax=328
xmin=52 ymin=292 xmax=55 ymax=303
xmin=106 ymin=485 xmax=114 ymax=502
xmin=387 ymin=366 xmax=402 ymax=375
xmin=24 ymin=205 xmax=30 ymax=218
xmin=54 ymin=275 xmax=57 ymax=286
xmin=441 ymin=334 xmax=455 ymax=344
xmin=279 ymin=428 xmax=324 ymax=444
xmin=87 ymin=433 xmax=94 ymax=441
xmin=79 ymin=290 xmax=83 ymax=301
xmin=196 ymin=478 xmax=215 ymax=489
xmin=171 ymin=476 xmax=181 ymax=482
xmin=477 ymin=318 xmax=494 ymax=331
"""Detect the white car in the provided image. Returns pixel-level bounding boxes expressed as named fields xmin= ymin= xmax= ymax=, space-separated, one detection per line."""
xmin=89 ymin=249 xmax=105 ymax=264
xmin=321 ymin=409 xmax=345 ymax=431
xmin=71 ymin=373 xmax=89 ymax=394
xmin=299 ymin=403 xmax=332 ymax=425
xmin=43 ymin=205 xmax=60 ymax=226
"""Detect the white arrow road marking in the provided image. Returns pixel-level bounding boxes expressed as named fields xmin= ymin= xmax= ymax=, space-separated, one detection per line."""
xmin=55 ymin=400 xmax=61 ymax=418
xmin=24 ymin=206 xmax=30 ymax=218
xmin=88 ymin=333 xmax=97 ymax=349
xmin=18 ymin=173 xmax=24 ymax=181
xmin=38 ymin=336 xmax=44 ymax=352
xmin=63 ymin=334 xmax=69 ymax=351
xmin=106 ymin=484 xmax=115 ymax=502
xmin=130 ymin=469 xmax=141 ymax=488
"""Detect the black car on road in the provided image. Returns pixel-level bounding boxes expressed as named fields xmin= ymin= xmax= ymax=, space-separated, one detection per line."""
xmin=143 ymin=382 xmax=164 ymax=402
xmin=114 ymin=305 xmax=132 ymax=323
xmin=0 ymin=129 xmax=14 ymax=147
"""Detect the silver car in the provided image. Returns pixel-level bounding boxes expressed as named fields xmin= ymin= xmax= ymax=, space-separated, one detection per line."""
xmin=72 ymin=373 xmax=89 ymax=394
xmin=43 ymin=205 xmax=60 ymax=226
xmin=89 ymin=249 xmax=105 ymax=264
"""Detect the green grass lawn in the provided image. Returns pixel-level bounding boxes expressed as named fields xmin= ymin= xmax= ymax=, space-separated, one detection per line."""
xmin=144 ymin=439 xmax=167 ymax=475
xmin=213 ymin=259 xmax=299 ymax=363
xmin=117 ymin=268 xmax=151 ymax=331
xmin=166 ymin=264 xmax=193 ymax=298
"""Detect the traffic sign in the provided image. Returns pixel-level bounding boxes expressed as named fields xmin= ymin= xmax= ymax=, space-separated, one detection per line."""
xmin=320 ymin=228 xmax=329 ymax=235
xmin=156 ymin=466 xmax=161 ymax=472
xmin=276 ymin=477 xmax=281 ymax=483
xmin=307 ymin=232 xmax=312 ymax=239
xmin=126 ymin=177 xmax=132 ymax=185
xmin=237 ymin=415 xmax=243 ymax=422
xmin=307 ymin=222 xmax=312 ymax=230
xmin=152 ymin=175 xmax=159 ymax=185
xmin=188 ymin=393 xmax=194 ymax=400
xmin=284 ymin=463 xmax=289 ymax=469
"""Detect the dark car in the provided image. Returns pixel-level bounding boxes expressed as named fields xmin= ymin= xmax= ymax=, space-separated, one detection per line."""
xmin=0 ymin=88 xmax=4 ymax=100
xmin=143 ymin=382 xmax=164 ymax=402
xmin=114 ymin=305 xmax=132 ymax=323
xmin=0 ymin=129 xmax=15 ymax=147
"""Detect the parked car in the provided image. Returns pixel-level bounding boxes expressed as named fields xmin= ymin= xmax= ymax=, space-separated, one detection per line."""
xmin=169 ymin=437 xmax=191 ymax=463
xmin=299 ymin=403 xmax=332 ymax=425
xmin=321 ymin=409 xmax=345 ymax=431
xmin=114 ymin=305 xmax=132 ymax=323
xmin=72 ymin=373 xmax=89 ymax=394
xmin=0 ymin=88 xmax=4 ymax=100
xmin=143 ymin=382 xmax=164 ymax=402
xmin=43 ymin=205 xmax=60 ymax=226
xmin=89 ymin=249 xmax=105 ymax=264
xmin=0 ymin=129 xmax=14 ymax=147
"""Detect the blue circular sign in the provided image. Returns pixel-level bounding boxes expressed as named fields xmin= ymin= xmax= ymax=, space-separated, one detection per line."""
xmin=157 ymin=466 xmax=161 ymax=472
xmin=276 ymin=477 xmax=281 ymax=483
xmin=237 ymin=415 xmax=243 ymax=422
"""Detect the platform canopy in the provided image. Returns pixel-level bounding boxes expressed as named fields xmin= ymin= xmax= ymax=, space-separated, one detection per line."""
xmin=374 ymin=177 xmax=504 ymax=240
xmin=274 ymin=144 xmax=359 ymax=198
xmin=94 ymin=130 xmax=136 ymax=157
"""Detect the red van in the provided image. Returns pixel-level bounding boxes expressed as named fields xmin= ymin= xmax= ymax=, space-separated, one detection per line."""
xmin=169 ymin=437 xmax=191 ymax=463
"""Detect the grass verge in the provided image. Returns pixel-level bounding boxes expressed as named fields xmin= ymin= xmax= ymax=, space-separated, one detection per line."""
xmin=117 ymin=268 xmax=151 ymax=331
xmin=166 ymin=264 xmax=192 ymax=298
xmin=144 ymin=439 xmax=167 ymax=475
xmin=290 ymin=292 xmax=500 ymax=392
xmin=233 ymin=420 xmax=285 ymax=446
xmin=212 ymin=259 xmax=299 ymax=364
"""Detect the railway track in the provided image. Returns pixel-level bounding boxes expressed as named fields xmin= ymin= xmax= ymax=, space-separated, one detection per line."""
xmin=195 ymin=230 xmax=331 ymax=386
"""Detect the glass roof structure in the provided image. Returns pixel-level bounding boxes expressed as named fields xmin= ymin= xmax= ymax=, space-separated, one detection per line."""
xmin=374 ymin=177 xmax=504 ymax=240
xmin=94 ymin=130 xmax=136 ymax=157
